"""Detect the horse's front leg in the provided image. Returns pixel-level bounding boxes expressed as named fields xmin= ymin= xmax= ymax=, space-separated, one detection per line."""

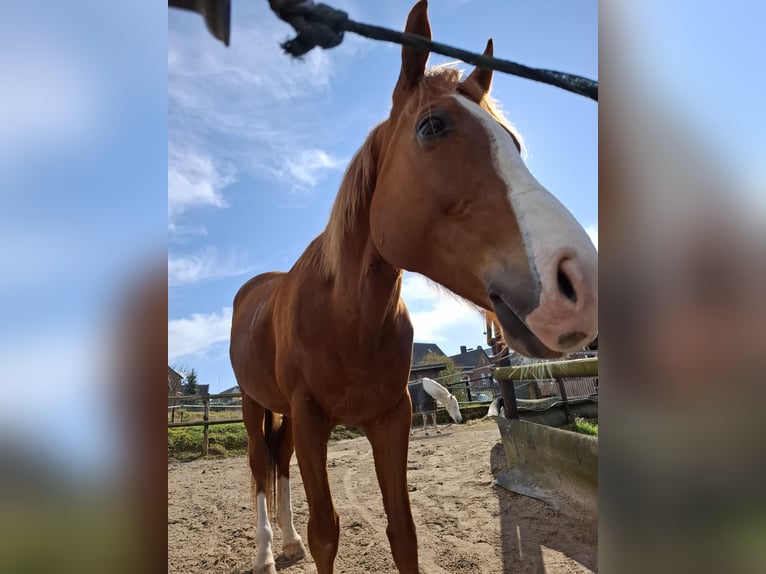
xmin=364 ymin=393 xmax=419 ymax=574
xmin=432 ymin=412 xmax=441 ymax=434
xmin=291 ymin=394 xmax=339 ymax=574
xmin=422 ymin=413 xmax=429 ymax=436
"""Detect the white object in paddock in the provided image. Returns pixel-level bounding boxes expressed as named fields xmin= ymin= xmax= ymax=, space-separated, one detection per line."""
xmin=411 ymin=377 xmax=463 ymax=435
xmin=487 ymin=397 xmax=505 ymax=418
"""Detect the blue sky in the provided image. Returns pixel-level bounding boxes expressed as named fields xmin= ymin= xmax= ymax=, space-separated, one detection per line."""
xmin=0 ymin=0 xmax=166 ymax=476
xmin=168 ymin=0 xmax=598 ymax=393
xmin=0 ymin=0 xmax=760 ymax=477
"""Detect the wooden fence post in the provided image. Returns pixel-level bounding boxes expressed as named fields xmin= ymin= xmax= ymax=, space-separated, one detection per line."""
xmin=500 ymin=379 xmax=519 ymax=420
xmin=202 ymin=393 xmax=210 ymax=456
xmin=555 ymin=377 xmax=572 ymax=424
xmin=490 ymin=339 xmax=518 ymax=420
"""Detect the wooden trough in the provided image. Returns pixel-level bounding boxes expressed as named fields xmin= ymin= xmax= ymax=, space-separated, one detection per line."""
xmin=491 ymin=358 xmax=598 ymax=515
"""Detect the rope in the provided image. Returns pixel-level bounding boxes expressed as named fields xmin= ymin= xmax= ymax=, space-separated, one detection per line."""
xmin=274 ymin=3 xmax=597 ymax=101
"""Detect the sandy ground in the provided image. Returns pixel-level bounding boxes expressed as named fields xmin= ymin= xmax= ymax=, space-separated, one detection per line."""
xmin=168 ymin=418 xmax=597 ymax=573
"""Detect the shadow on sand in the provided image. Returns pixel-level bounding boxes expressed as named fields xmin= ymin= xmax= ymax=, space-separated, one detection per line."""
xmin=490 ymin=442 xmax=597 ymax=573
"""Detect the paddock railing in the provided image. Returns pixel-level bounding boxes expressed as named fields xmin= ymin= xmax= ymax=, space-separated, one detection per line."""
xmin=169 ymin=358 xmax=598 ymax=455
xmin=168 ymin=392 xmax=245 ymax=456
xmin=167 ymin=385 xmax=497 ymax=457
xmin=492 ymin=357 xmax=598 ymax=421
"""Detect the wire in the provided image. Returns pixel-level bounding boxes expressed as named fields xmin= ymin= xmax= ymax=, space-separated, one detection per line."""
xmin=275 ymin=3 xmax=598 ymax=101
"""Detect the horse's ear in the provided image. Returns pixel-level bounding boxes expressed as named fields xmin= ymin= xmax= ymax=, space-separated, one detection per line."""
xmin=395 ymin=1 xmax=431 ymax=94
xmin=464 ymin=38 xmax=494 ymax=94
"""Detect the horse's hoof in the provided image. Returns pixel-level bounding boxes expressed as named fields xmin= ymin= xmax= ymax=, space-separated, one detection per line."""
xmin=436 ymin=430 xmax=442 ymax=434
xmin=253 ymin=563 xmax=276 ymax=574
xmin=283 ymin=540 xmax=307 ymax=561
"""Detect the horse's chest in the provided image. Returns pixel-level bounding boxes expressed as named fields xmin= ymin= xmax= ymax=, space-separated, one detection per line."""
xmin=277 ymin=291 xmax=414 ymax=424
xmin=310 ymin=361 xmax=410 ymax=425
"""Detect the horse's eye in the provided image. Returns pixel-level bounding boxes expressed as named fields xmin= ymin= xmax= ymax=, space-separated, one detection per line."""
xmin=416 ymin=114 xmax=449 ymax=139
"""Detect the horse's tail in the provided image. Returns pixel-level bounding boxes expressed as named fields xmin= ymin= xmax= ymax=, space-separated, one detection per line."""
xmin=263 ymin=409 xmax=280 ymax=517
xmin=243 ymin=395 xmax=281 ymax=519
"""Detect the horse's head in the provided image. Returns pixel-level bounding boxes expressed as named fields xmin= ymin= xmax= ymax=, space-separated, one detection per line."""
xmin=445 ymin=392 xmax=462 ymax=424
xmin=369 ymin=1 xmax=597 ymax=358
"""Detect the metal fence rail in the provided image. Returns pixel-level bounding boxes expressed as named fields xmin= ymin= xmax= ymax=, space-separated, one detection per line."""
xmin=492 ymin=357 xmax=598 ymax=422
xmin=169 ymin=357 xmax=598 ymax=454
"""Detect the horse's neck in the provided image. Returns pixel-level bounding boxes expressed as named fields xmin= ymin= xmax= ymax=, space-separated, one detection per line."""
xmin=317 ymin=123 xmax=407 ymax=344
xmin=424 ymin=379 xmax=448 ymax=402
xmin=329 ymin=214 xmax=404 ymax=340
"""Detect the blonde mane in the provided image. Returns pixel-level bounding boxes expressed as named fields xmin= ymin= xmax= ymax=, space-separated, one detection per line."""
xmin=316 ymin=66 xmax=524 ymax=278
xmin=314 ymin=121 xmax=384 ymax=278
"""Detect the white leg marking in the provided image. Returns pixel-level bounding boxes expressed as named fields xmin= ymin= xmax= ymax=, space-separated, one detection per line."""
xmin=422 ymin=413 xmax=429 ymax=435
xmin=278 ymin=476 xmax=306 ymax=559
xmin=253 ymin=491 xmax=275 ymax=572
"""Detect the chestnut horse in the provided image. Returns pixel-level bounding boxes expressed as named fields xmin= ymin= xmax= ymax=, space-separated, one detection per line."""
xmin=229 ymin=2 xmax=597 ymax=572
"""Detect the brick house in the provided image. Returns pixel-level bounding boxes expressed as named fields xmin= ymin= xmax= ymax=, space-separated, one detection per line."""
xmin=216 ymin=385 xmax=243 ymax=404
xmin=408 ymin=342 xmax=449 ymax=383
xmin=449 ymin=345 xmax=493 ymax=385
xmin=411 ymin=342 xmax=448 ymax=365
xmin=447 ymin=345 xmax=495 ymax=401
xmin=168 ymin=366 xmax=183 ymax=405
xmin=408 ymin=361 xmax=447 ymax=382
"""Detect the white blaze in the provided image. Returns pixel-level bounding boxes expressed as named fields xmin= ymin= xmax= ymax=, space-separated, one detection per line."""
xmin=452 ymin=95 xmax=594 ymax=289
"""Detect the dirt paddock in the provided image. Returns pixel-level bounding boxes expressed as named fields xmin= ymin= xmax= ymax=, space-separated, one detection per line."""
xmin=168 ymin=418 xmax=596 ymax=573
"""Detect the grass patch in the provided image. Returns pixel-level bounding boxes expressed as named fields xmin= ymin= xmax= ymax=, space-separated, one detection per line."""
xmin=572 ymin=417 xmax=598 ymax=436
xmin=329 ymin=425 xmax=364 ymax=441
xmin=168 ymin=423 xmax=248 ymax=461
xmin=168 ymin=422 xmax=364 ymax=461
xmin=168 ymin=406 xmax=243 ymax=423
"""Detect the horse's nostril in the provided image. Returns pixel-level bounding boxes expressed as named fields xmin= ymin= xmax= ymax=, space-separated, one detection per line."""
xmin=557 ymin=267 xmax=577 ymax=304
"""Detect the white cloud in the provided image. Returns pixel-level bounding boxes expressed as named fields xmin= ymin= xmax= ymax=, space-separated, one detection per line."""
xmin=280 ymin=148 xmax=346 ymax=189
xmin=401 ymin=273 xmax=484 ymax=344
xmin=168 ymin=9 xmax=333 ymax=124
xmin=168 ymin=307 xmax=233 ymax=361
xmin=168 ymin=145 xmax=234 ymax=218
xmin=168 ymin=1 xmax=345 ymax=205
xmin=0 ymin=23 xmax=103 ymax=177
xmin=168 ymin=222 xmax=208 ymax=238
xmin=168 ymin=247 xmax=256 ymax=285
xmin=401 ymin=273 xmax=441 ymax=302
xmin=586 ymin=224 xmax=598 ymax=250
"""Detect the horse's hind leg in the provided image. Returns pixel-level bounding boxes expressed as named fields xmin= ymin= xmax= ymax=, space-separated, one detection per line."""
xmin=422 ymin=413 xmax=429 ymax=435
xmin=274 ymin=416 xmax=306 ymax=560
xmin=433 ymin=412 xmax=441 ymax=434
xmin=242 ymin=396 xmax=276 ymax=574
